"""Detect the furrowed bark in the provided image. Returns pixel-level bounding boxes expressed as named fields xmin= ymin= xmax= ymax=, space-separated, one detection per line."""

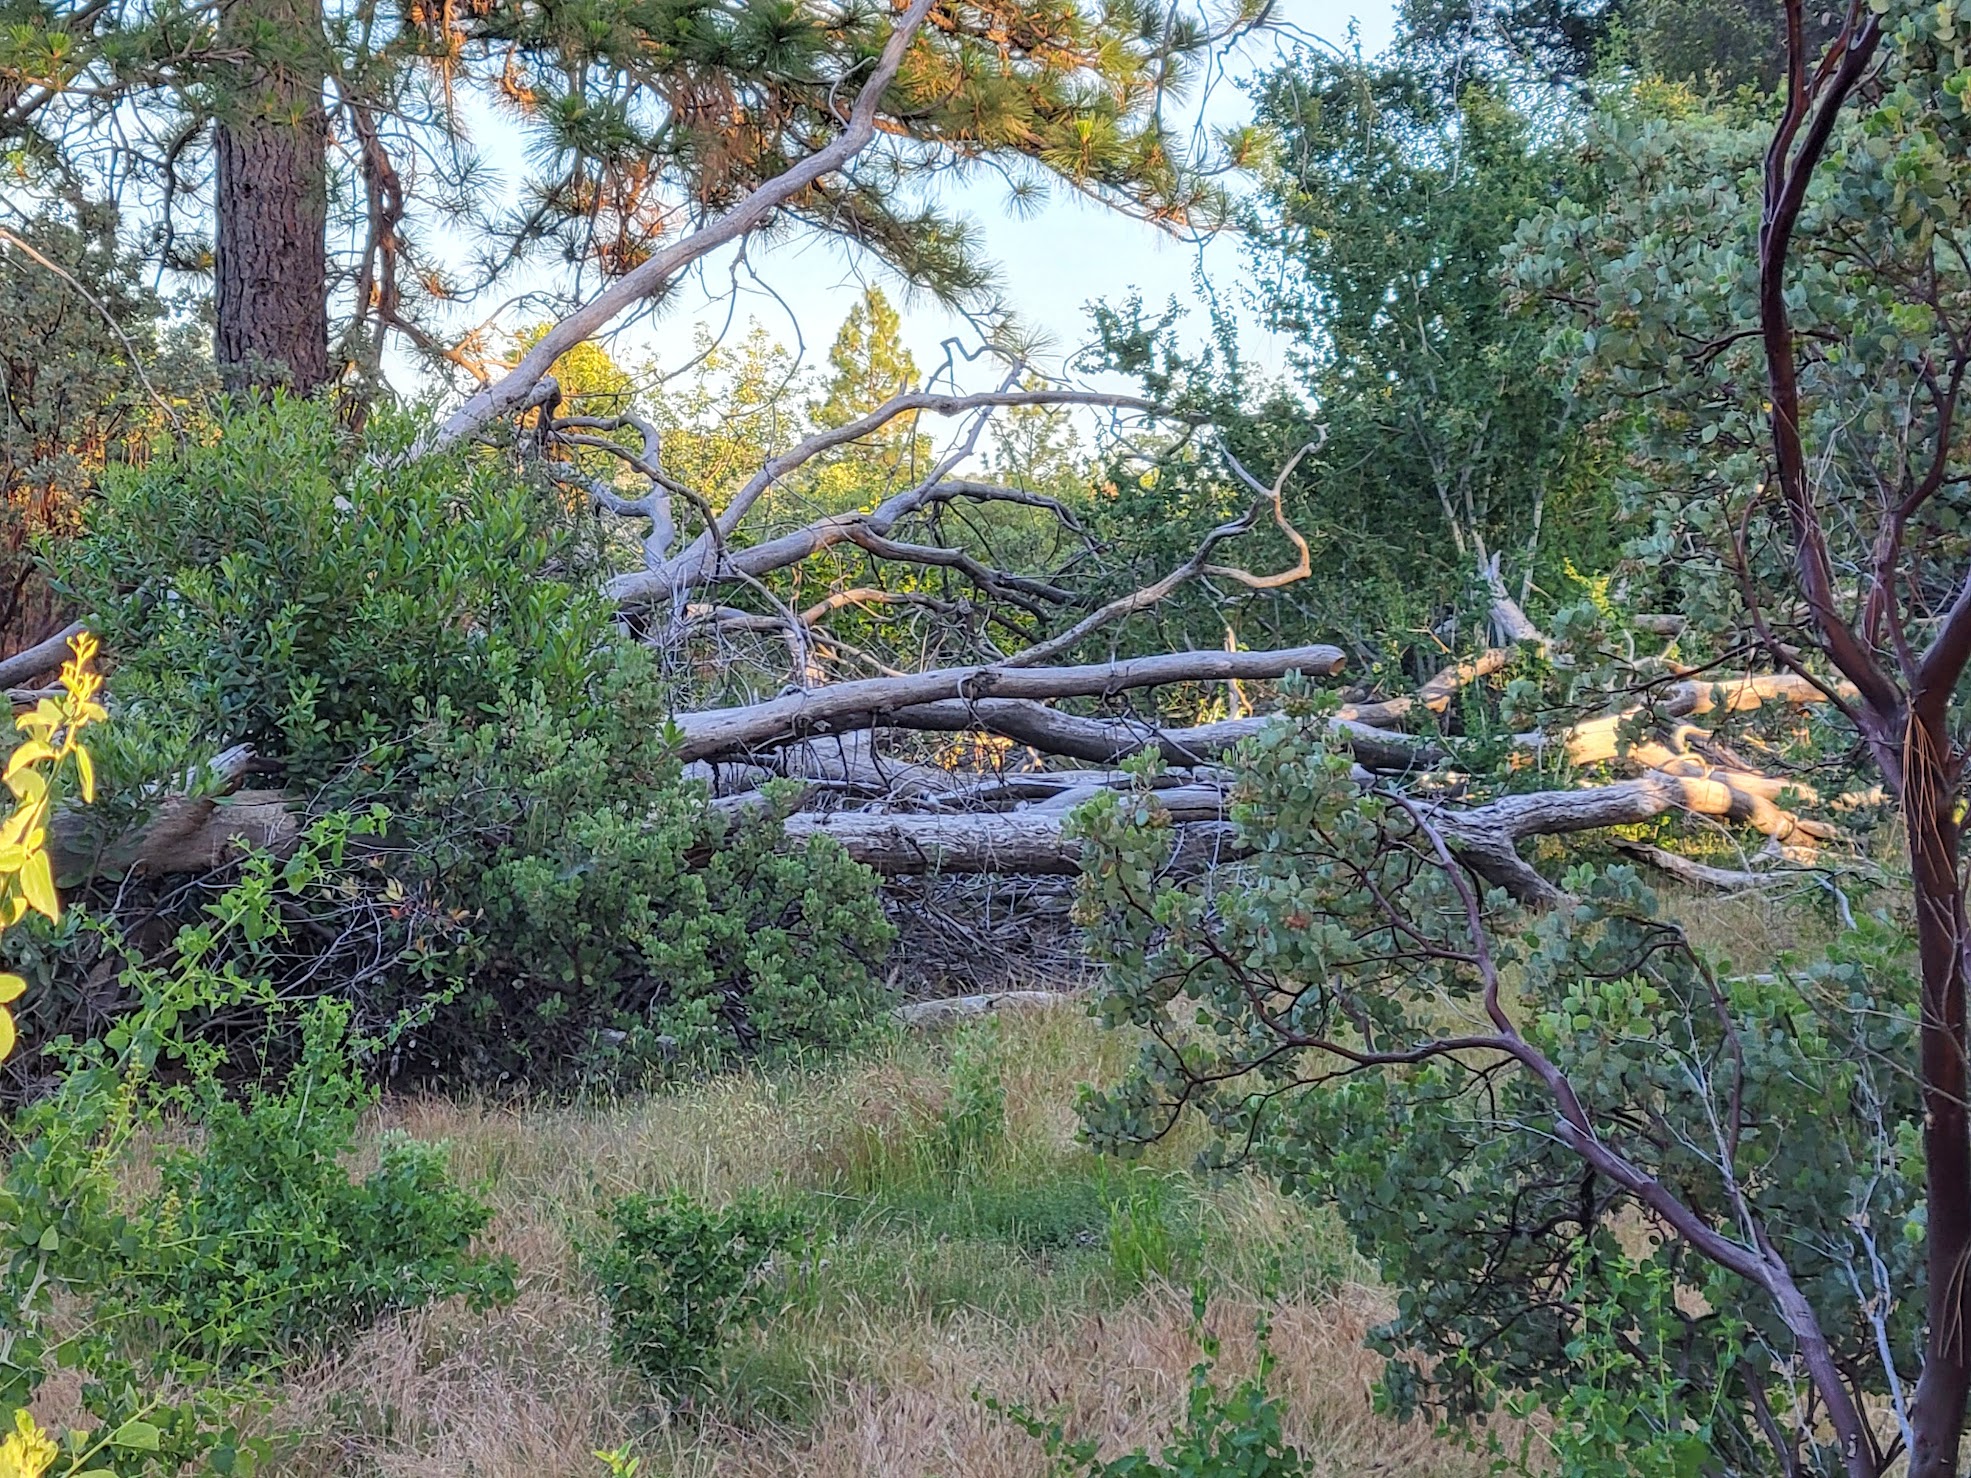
xmin=212 ymin=0 xmax=330 ymax=395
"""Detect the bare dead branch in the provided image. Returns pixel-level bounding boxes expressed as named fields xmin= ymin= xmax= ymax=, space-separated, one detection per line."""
xmin=1000 ymin=440 xmax=1320 ymax=669
xmin=671 ymin=644 xmax=1347 ymax=762
xmin=426 ymin=0 xmax=938 ymax=453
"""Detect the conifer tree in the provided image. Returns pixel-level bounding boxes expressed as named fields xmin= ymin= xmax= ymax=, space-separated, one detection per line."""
xmin=808 ymin=286 xmax=926 ymax=505
xmin=0 ymin=0 xmax=1242 ymax=397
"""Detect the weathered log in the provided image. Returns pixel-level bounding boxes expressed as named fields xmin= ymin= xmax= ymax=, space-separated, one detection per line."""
xmin=1421 ymin=770 xmax=1838 ymax=905
xmin=0 ymin=622 xmax=86 ymax=690
xmin=1337 ymin=648 xmax=1514 ymax=728
xmin=782 ymin=810 xmax=1243 ymax=876
xmin=785 ymin=767 xmax=1848 ymax=907
xmin=675 ymin=645 xmax=1346 ymax=762
xmin=1658 ymin=671 xmax=1853 ymax=716
xmin=49 ymin=746 xmax=295 ymax=882
xmin=1609 ymin=840 xmax=1797 ymax=891
xmin=846 ymin=698 xmax=1438 ymax=773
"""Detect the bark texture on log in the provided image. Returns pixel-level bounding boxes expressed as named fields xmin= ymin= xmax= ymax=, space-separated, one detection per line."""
xmin=674 ymin=645 xmax=1346 ymax=762
xmin=783 ymin=810 xmax=1243 ymax=877
xmin=49 ymin=747 xmax=293 ymax=883
xmin=0 ymin=622 xmax=84 ymax=689
xmin=786 ymin=767 xmax=1844 ymax=907
xmin=847 ymin=699 xmax=1438 ymax=773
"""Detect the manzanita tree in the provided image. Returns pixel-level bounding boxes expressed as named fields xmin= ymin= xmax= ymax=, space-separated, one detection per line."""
xmin=1078 ymin=0 xmax=1971 ymax=1473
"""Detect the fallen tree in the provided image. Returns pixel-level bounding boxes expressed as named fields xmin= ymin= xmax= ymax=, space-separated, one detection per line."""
xmin=15 ymin=0 xmax=1864 ymax=918
xmin=782 ymin=765 xmax=1843 ymax=906
xmin=670 ymin=644 xmax=1346 ymax=762
xmin=52 ymin=621 xmax=1857 ymax=908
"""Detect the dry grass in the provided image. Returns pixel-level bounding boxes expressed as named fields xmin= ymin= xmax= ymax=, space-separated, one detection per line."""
xmin=275 ymin=1279 xmax=1485 ymax=1478
xmin=261 ymin=1006 xmax=1488 ymax=1478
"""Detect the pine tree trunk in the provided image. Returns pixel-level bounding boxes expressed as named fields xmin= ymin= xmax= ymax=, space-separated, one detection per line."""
xmin=212 ymin=0 xmax=329 ymax=395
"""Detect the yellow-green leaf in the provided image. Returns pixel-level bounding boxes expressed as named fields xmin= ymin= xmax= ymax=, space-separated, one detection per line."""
xmin=20 ymin=850 xmax=57 ymax=923
xmin=0 ymin=973 xmax=22 ymax=1004
xmin=110 ymin=1419 xmax=160 ymax=1451
xmin=3 ymin=740 xmax=54 ymax=779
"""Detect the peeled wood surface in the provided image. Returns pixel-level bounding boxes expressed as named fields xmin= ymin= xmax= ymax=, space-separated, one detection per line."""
xmin=674 ymin=645 xmax=1346 ymax=762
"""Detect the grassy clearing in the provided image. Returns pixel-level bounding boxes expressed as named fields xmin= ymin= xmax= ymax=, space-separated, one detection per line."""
xmin=261 ymin=1005 xmax=1490 ymax=1478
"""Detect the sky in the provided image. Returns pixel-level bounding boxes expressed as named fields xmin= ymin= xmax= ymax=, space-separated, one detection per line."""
xmin=573 ymin=0 xmax=1401 ymax=398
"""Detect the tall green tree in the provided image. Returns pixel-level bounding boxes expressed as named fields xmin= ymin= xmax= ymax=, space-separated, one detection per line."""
xmin=1 ymin=0 xmax=1239 ymax=397
xmin=0 ymin=200 xmax=198 ymax=645
xmin=1249 ymin=54 xmax=1603 ymax=605
xmin=807 ymin=286 xmax=927 ymax=510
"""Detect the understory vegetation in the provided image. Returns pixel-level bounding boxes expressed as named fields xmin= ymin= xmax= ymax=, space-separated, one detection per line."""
xmin=7 ymin=0 xmax=1971 ymax=1464
xmin=33 ymin=1004 xmax=1503 ymax=1477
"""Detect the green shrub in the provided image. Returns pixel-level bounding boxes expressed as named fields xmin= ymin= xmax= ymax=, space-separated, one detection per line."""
xmin=4 ymin=825 xmax=504 ymax=1469
xmin=1470 ymin=1248 xmax=1747 ymax=1478
xmin=589 ymin=1190 xmax=808 ymax=1393
xmin=1074 ymin=717 xmax=1922 ymax=1474
xmin=53 ymin=398 xmax=610 ymax=789
xmin=108 ymin=998 xmax=516 ymax=1371
xmin=48 ymin=397 xmax=896 ymax=1082
xmin=395 ymin=688 xmax=894 ymax=1080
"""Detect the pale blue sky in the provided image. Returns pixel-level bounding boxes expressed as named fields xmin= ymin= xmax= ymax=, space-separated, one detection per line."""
xmin=588 ymin=0 xmax=1400 ymax=396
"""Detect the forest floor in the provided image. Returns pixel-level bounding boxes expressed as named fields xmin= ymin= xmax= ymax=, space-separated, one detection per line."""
xmin=254 ymin=885 xmax=1820 ymax=1478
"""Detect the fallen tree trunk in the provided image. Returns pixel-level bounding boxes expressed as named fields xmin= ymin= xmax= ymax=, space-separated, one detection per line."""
xmin=783 ymin=810 xmax=1243 ymax=876
xmin=675 ymin=645 xmax=1346 ymax=762
xmin=786 ymin=767 xmax=1848 ymax=906
xmin=48 ymin=746 xmax=296 ymax=882
xmin=0 ymin=622 xmax=85 ymax=690
xmin=1420 ymin=770 xmax=1838 ymax=905
xmin=851 ymin=698 xmax=1438 ymax=773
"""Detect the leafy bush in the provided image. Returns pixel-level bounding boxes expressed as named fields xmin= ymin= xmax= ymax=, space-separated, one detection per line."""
xmin=108 ymin=998 xmax=515 ymax=1371
xmin=394 ymin=685 xmax=893 ymax=1080
xmin=589 ymin=1190 xmax=808 ymax=1393
xmin=1073 ymin=716 xmax=1920 ymax=1474
xmin=4 ymin=823 xmax=510 ymax=1467
xmin=49 ymin=397 xmax=895 ymax=1081
xmin=54 ymin=398 xmax=609 ymax=789
xmin=991 ymin=1302 xmax=1308 ymax=1478
xmin=1471 ymin=1248 xmax=1748 ymax=1478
